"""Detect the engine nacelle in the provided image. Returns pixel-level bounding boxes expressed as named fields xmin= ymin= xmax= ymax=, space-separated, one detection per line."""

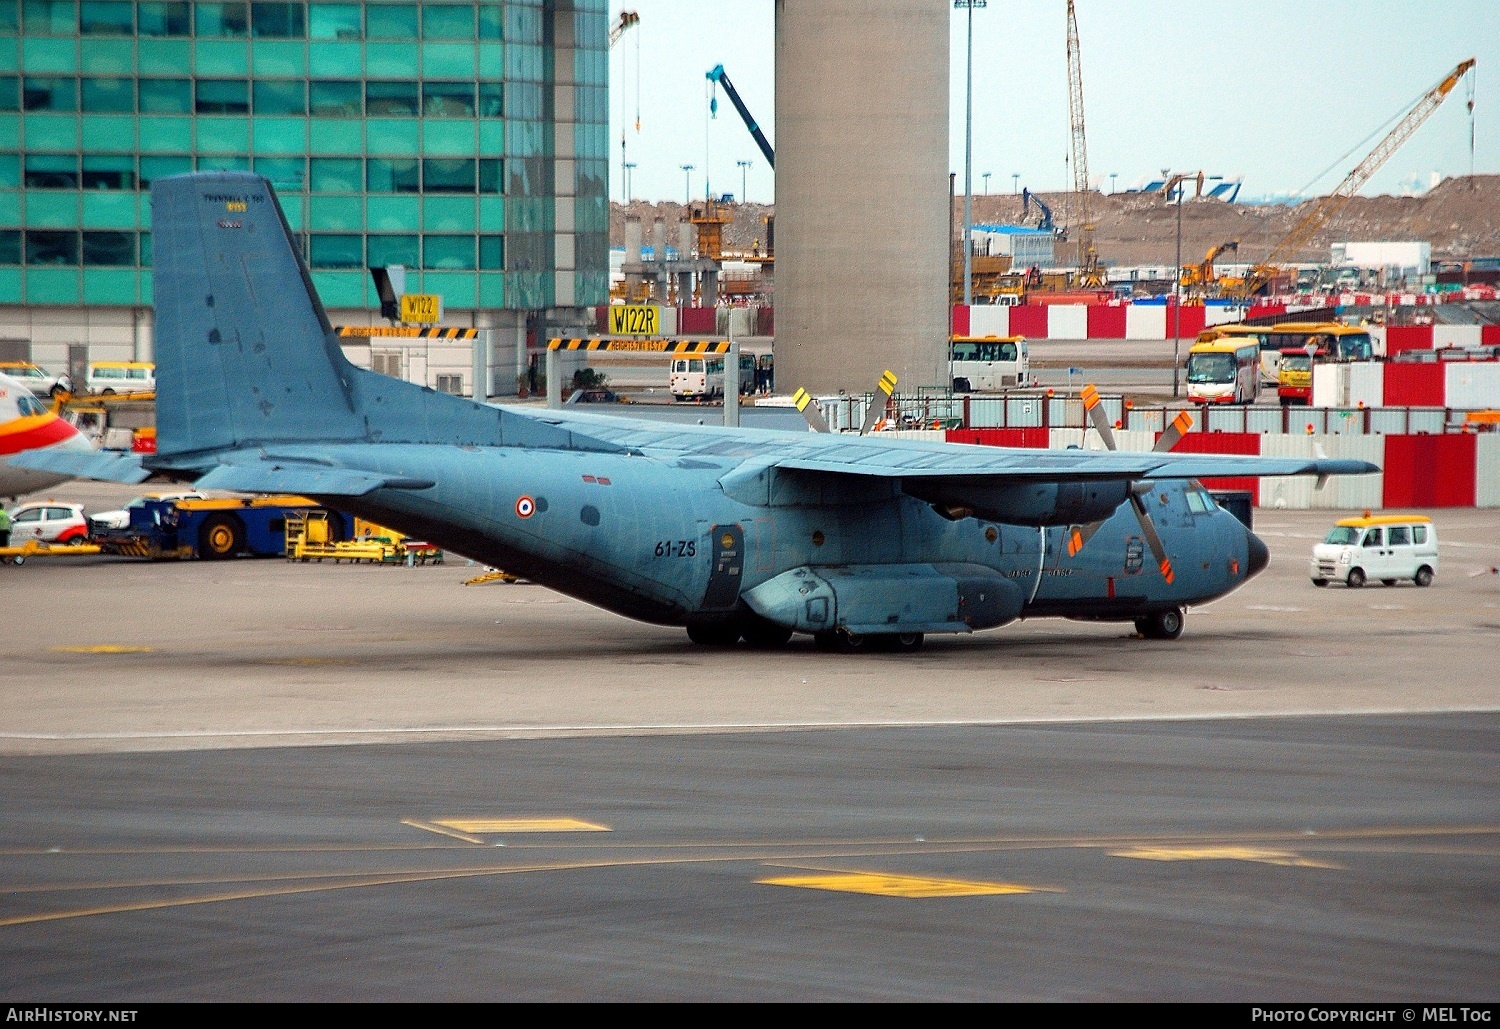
xmin=743 ymin=563 xmax=1026 ymax=635
xmin=904 ymin=479 xmax=1130 ymax=526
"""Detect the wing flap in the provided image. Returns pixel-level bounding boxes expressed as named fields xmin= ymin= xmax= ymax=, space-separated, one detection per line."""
xmin=7 ymin=448 xmax=151 ymax=484
xmin=194 ymin=462 xmax=433 ymax=496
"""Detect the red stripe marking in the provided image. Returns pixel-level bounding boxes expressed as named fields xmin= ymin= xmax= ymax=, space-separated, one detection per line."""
xmin=0 ymin=415 xmax=78 ymax=455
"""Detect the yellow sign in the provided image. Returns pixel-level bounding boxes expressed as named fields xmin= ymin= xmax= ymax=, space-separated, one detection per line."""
xmin=608 ymin=304 xmax=660 ymax=336
xmin=400 ymin=293 xmax=443 ymax=325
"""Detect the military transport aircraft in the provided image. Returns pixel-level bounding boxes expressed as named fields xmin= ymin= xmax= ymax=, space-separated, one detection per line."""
xmin=15 ymin=173 xmax=1378 ymax=651
xmin=0 ymin=371 xmax=92 ymax=501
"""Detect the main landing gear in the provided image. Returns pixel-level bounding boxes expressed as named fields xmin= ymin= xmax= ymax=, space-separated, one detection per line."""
xmin=1134 ymin=606 xmax=1184 ymax=640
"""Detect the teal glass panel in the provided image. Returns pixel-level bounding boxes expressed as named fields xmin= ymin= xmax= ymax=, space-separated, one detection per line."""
xmin=477 ymin=271 xmax=503 ymax=308
xmin=365 ymin=117 xmax=417 ymax=154
xmin=422 ymin=43 xmax=475 ymax=79
xmin=0 ymin=157 xmax=15 ymax=187
xmin=478 ymin=120 xmax=504 ymax=155
xmin=137 ymin=39 xmax=191 ymax=75
xmin=26 ymin=268 xmax=81 ymax=303
xmin=0 ymin=114 xmax=18 ymax=149
xmin=478 ymin=158 xmax=501 ymax=193
xmin=82 ymin=191 xmax=137 ymax=228
xmin=138 ymin=3 xmax=192 ymax=37
xmin=422 ymin=120 xmax=473 ymax=156
xmin=79 ymin=115 xmax=135 ymax=150
xmin=24 ymin=152 xmax=76 ymax=188
xmin=196 ymin=118 xmax=250 ymax=153
xmin=307 ymin=41 xmax=361 ymax=77
xmin=309 ymin=195 xmax=360 ymax=231
xmin=478 ymin=235 xmax=502 ymax=270
xmin=82 ymin=77 xmax=136 ymax=116
xmin=196 ymin=3 xmax=251 ymax=38
xmin=366 ymin=5 xmax=416 ymax=41
xmin=364 ymin=43 xmax=413 ymax=79
xmin=136 ymin=116 xmax=190 ymax=152
xmin=421 ymin=4 xmax=472 ymax=40
xmin=252 ymin=155 xmax=303 ymax=190
xmin=138 ymin=231 xmax=149 ymax=264
xmin=0 ymin=39 xmax=16 ymax=74
xmin=253 ymin=79 xmax=304 ymax=114
xmin=422 ymin=196 xmax=473 ymax=232
xmin=477 ymin=42 xmax=503 ymax=76
xmin=366 ymin=80 xmax=417 ymax=116
xmin=276 ymin=192 xmax=302 ymax=229
xmin=194 ymin=40 xmax=250 ymax=77
xmin=422 ymin=158 xmax=474 ymax=193
xmin=195 ymin=77 xmax=249 ymax=113
xmin=422 ymin=80 xmax=474 ymax=118
xmin=477 ymin=81 xmax=502 ymax=117
xmin=366 ymin=233 xmax=417 ymax=267
xmin=422 ymin=235 xmax=473 ymax=270
xmin=82 ymin=229 xmax=135 ymax=265
xmin=307 ymin=118 xmax=361 ymax=153
xmin=365 ymin=196 xmax=418 ymax=231
xmin=478 ymin=196 xmax=505 ymax=231
xmin=139 ymin=269 xmax=150 ymax=302
xmin=252 ymin=116 xmax=305 ymax=153
xmin=26 ymin=192 xmax=77 ymax=227
xmin=79 ymin=39 xmax=132 ymax=75
xmin=252 ymin=40 xmax=305 ymax=77
xmin=83 ymin=268 xmax=137 ymax=303
xmin=308 ymin=5 xmax=361 ymax=42
xmin=20 ymin=37 xmax=76 ymax=74
xmin=478 ymin=7 xmax=503 ymax=41
xmin=22 ymin=113 xmax=77 ymax=149
xmin=311 ymin=269 xmax=364 ymax=307
xmin=309 ymin=233 xmax=362 ymax=269
xmin=309 ymin=156 xmax=361 ymax=191
xmin=139 ymin=155 xmax=190 ymax=186
xmin=309 ymin=79 xmax=360 ymax=115
xmin=0 ymin=230 xmax=18 ymax=264
xmin=80 ymin=1 xmax=132 ymax=35
xmin=250 ymin=3 xmax=305 ymax=39
xmin=0 ymin=268 xmax=20 ymax=303
xmin=422 ymin=271 xmax=475 ymax=308
xmin=197 ymin=154 xmax=249 ymax=171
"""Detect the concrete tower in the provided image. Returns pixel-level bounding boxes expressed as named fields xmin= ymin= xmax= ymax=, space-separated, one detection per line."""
xmin=774 ymin=1 xmax=950 ymax=395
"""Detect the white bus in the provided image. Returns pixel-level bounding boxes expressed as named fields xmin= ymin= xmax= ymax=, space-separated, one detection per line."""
xmin=950 ymin=335 xmax=1030 ymax=392
xmin=669 ymin=356 xmax=725 ymax=401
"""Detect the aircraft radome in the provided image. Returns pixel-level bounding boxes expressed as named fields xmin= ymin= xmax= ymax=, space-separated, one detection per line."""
xmin=0 ymin=371 xmax=93 ymax=501
xmin=15 ymin=173 xmax=1379 ymax=651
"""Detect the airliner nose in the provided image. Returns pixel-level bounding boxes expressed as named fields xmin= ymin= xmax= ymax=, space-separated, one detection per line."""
xmin=1245 ymin=530 xmax=1270 ymax=578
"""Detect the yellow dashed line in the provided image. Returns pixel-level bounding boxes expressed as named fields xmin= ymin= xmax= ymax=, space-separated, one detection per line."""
xmin=433 ymin=817 xmax=611 ymax=834
xmin=51 ymin=645 xmax=153 ymax=654
xmin=758 ymin=872 xmax=1044 ymax=898
xmin=1109 ymin=845 xmax=1343 ymax=869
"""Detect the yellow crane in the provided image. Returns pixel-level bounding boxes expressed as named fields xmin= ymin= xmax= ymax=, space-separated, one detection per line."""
xmin=1233 ymin=57 xmax=1476 ymax=301
xmin=1065 ymin=0 xmax=1104 ymax=288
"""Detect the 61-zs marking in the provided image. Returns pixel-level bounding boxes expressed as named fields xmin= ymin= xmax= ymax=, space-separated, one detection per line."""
xmin=653 ymin=540 xmax=695 ymax=558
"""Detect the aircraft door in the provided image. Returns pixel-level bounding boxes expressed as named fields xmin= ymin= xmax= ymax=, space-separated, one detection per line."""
xmin=701 ymin=523 xmax=744 ymax=609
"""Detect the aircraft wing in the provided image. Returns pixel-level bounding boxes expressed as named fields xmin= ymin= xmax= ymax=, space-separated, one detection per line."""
xmin=194 ymin=460 xmax=434 ymax=496
xmin=6 ymin=447 xmax=151 ymax=484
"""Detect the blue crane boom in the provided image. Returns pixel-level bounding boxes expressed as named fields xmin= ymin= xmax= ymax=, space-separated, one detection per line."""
xmin=707 ymin=64 xmax=774 ymax=169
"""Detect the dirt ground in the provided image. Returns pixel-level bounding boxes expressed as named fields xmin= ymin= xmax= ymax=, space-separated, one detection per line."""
xmin=612 ymin=174 xmax=1500 ymax=270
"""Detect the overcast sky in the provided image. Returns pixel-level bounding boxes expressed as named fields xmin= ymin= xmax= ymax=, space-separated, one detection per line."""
xmin=608 ymin=0 xmax=1497 ymax=206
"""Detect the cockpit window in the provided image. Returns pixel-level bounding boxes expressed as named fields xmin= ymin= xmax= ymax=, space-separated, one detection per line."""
xmin=15 ymin=393 xmax=45 ymax=416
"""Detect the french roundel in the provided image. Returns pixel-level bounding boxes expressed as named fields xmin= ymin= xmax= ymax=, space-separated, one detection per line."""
xmin=515 ymin=495 xmax=535 ymax=518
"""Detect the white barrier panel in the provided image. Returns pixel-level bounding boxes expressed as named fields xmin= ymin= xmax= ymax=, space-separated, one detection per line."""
xmin=1115 ymin=429 xmax=1159 ymax=453
xmin=887 ymin=429 xmax=948 ymax=441
xmin=968 ymin=305 xmax=1011 ymax=337
xmin=1478 ymin=435 xmax=1500 ymax=508
xmin=1125 ymin=305 xmax=1167 ymax=340
xmin=1433 ymin=325 xmax=1482 ymax=350
xmin=1204 ymin=305 xmax=1243 ymax=327
xmin=1445 ymin=362 xmax=1500 ymax=409
xmin=658 ymin=307 xmax=678 ymax=335
xmin=1047 ymin=304 xmax=1089 ymax=340
xmin=1050 ymin=428 xmax=1087 ymax=450
xmin=1370 ymin=325 xmax=1388 ymax=357
xmin=1258 ymin=434 xmax=1384 ymax=511
xmin=1348 ymin=362 xmax=1384 ymax=410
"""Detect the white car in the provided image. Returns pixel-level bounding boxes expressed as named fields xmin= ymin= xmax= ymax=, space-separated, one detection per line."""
xmin=89 ymin=491 xmax=207 ymax=531
xmin=0 ymin=362 xmax=72 ymax=398
xmin=1310 ymin=514 xmax=1438 ymax=588
xmin=5 ymin=501 xmax=89 ymax=545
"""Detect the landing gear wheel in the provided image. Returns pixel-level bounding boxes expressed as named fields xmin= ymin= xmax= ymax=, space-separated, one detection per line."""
xmin=741 ymin=619 xmax=793 ymax=649
xmin=686 ymin=623 xmax=740 ymax=647
xmin=1137 ymin=607 xmax=1184 ymax=640
xmin=198 ymin=515 xmax=243 ymax=560
xmin=814 ymin=630 xmax=869 ymax=653
xmin=887 ymin=632 xmax=924 ymax=653
xmin=1311 ymin=578 xmax=1329 ymax=587
xmin=1414 ymin=566 xmax=1433 ymax=587
xmin=1346 ymin=568 xmax=1366 ymax=588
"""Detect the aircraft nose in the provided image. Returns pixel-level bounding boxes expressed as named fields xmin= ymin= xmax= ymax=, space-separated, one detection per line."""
xmin=1245 ymin=529 xmax=1270 ymax=578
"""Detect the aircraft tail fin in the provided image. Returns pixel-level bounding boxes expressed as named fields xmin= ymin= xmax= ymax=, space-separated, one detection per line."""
xmin=151 ymin=172 xmax=365 ymax=459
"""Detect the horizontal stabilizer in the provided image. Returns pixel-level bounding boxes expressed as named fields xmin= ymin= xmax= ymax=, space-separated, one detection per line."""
xmin=194 ymin=462 xmax=433 ymax=497
xmin=8 ymin=448 xmax=150 ymax=484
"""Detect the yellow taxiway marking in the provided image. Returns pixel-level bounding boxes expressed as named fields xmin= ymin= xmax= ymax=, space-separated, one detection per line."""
xmin=431 ymin=817 xmax=611 ymax=834
xmin=50 ymin=645 xmax=153 ymax=654
xmin=1109 ymin=845 xmax=1343 ymax=869
xmin=757 ymin=871 xmax=1043 ymax=898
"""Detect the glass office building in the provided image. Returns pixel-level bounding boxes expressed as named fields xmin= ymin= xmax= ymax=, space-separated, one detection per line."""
xmin=0 ymin=1 xmax=608 ymax=384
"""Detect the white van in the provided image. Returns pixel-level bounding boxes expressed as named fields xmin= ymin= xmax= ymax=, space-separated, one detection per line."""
xmin=1310 ymin=514 xmax=1438 ymax=588
xmin=85 ymin=360 xmax=155 ymax=395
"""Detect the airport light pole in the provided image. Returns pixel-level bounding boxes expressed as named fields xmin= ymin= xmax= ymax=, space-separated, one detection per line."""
xmin=1161 ymin=172 xmax=1198 ymax=399
xmin=983 ymin=172 xmax=991 ymax=195
xmin=1012 ymin=172 xmax=1019 ymax=194
xmin=623 ymin=161 xmax=636 ymax=202
xmin=955 ymin=1 xmax=985 ymax=308
xmin=680 ymin=164 xmax=694 ymax=205
xmin=737 ymin=159 xmax=751 ymax=203
xmin=1109 ymin=172 xmax=1117 ymax=195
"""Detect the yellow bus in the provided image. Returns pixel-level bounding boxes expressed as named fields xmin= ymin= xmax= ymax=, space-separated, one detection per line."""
xmin=1184 ymin=338 xmax=1261 ymax=405
xmin=1197 ymin=321 xmax=1376 ymax=385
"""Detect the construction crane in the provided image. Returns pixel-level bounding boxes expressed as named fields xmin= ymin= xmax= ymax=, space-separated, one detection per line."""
xmin=1182 ymin=239 xmax=1239 ymax=302
xmin=1232 ymin=57 xmax=1476 ymax=301
xmin=1064 ymin=0 xmax=1103 ymax=288
xmin=608 ymin=10 xmax=638 ymax=46
xmin=707 ymin=64 xmax=774 ymax=168
xmin=1021 ymin=188 xmax=1054 ymax=233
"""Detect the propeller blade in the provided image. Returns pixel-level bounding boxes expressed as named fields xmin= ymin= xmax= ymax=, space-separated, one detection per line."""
xmin=1154 ymin=409 xmax=1194 ymax=453
xmin=859 ymin=370 xmax=899 ymax=435
xmin=792 ymin=388 xmax=832 ymax=433
xmin=1067 ymin=519 xmax=1106 ymax=557
xmin=1081 ymin=384 xmax=1117 ymax=451
xmin=1129 ymin=485 xmax=1174 ymax=583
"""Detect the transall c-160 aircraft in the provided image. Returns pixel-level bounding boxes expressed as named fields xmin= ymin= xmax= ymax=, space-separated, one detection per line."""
xmin=16 ymin=173 xmax=1379 ymax=651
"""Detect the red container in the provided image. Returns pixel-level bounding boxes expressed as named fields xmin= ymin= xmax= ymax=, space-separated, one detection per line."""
xmin=1008 ymin=305 xmax=1050 ymax=338
xmin=1385 ymin=325 xmax=1434 ymax=356
xmin=677 ymin=306 xmax=717 ymax=334
xmin=1382 ymin=434 xmax=1476 ymax=507
xmin=1086 ymin=304 xmax=1127 ymax=338
xmin=1382 ymin=362 xmax=1445 ymax=407
xmin=951 ymin=305 xmax=972 ymax=337
xmin=947 ymin=428 xmax=1051 ymax=448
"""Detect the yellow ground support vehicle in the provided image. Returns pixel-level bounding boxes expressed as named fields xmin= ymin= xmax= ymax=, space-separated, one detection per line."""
xmin=285 ymin=510 xmax=442 ymax=565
